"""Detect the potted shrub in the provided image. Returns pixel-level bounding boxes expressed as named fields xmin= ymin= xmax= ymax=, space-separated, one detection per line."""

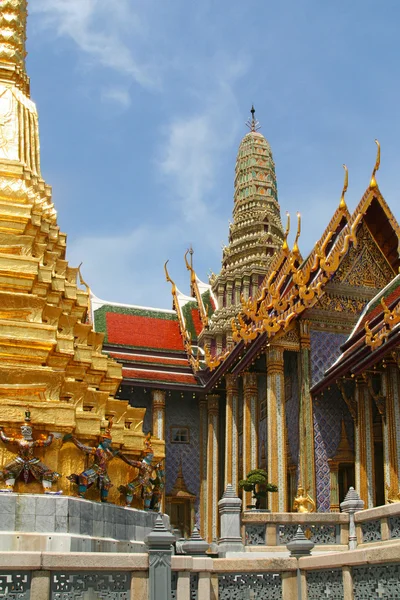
xmin=239 ymin=469 xmax=278 ymax=510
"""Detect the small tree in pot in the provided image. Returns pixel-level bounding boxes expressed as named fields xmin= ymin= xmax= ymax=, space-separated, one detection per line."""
xmin=239 ymin=469 xmax=278 ymax=509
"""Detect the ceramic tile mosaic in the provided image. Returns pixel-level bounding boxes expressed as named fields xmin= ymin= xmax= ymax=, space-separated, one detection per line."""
xmin=313 ymin=387 xmax=354 ymax=511
xmin=165 ymin=394 xmax=200 ymax=519
xmin=285 ymin=352 xmax=300 ymax=466
xmin=310 ymin=330 xmax=348 ymax=387
xmin=258 ymin=374 xmax=267 ymax=469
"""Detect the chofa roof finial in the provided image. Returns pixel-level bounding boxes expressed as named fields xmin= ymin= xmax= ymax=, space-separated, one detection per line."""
xmin=370 ymin=139 xmax=380 ymax=189
xmin=339 ymin=164 xmax=348 ymax=210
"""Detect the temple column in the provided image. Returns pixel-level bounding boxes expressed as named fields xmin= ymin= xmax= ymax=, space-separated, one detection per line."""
xmin=216 ymin=334 xmax=223 ymax=354
xmin=235 ymin=278 xmax=241 ymax=305
xmin=225 ymin=374 xmax=239 ymax=493
xmin=242 ymin=276 xmax=250 ymax=301
xmin=383 ymin=363 xmax=400 ymax=501
xmin=217 ymin=284 xmax=224 ymax=308
xmin=242 ymin=372 xmax=258 ymax=508
xmin=206 ymin=394 xmax=219 ymax=543
xmin=298 ymin=321 xmax=316 ymax=507
xmin=151 ymin=389 xmax=166 ymax=511
xmin=199 ymin=397 xmax=208 ymax=538
xmin=266 ymin=346 xmax=287 ymax=512
xmin=152 ymin=390 xmax=166 ymax=440
xmin=226 ymin=282 xmax=233 ymax=307
xmin=355 ymin=379 xmax=375 ymax=508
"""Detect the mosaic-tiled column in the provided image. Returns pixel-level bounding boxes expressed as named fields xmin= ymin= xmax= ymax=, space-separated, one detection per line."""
xmin=152 ymin=389 xmax=166 ymax=440
xmin=384 ymin=363 xmax=400 ymax=501
xmin=151 ymin=389 xmax=166 ymax=512
xmin=206 ymin=394 xmax=219 ymax=543
xmin=225 ymin=374 xmax=239 ymax=493
xmin=243 ymin=372 xmax=258 ymax=508
xmin=298 ymin=321 xmax=316 ymax=507
xmin=266 ymin=346 xmax=287 ymax=512
xmin=199 ymin=397 xmax=208 ymax=538
xmin=355 ymin=379 xmax=375 ymax=508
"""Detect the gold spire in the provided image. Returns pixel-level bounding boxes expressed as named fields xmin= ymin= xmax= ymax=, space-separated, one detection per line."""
xmin=370 ymin=139 xmax=380 ymax=189
xmin=0 ymin=0 xmax=29 ymax=92
xmin=292 ymin=212 xmax=301 ymax=256
xmin=339 ymin=164 xmax=348 ymax=210
xmin=282 ymin=212 xmax=290 ymax=253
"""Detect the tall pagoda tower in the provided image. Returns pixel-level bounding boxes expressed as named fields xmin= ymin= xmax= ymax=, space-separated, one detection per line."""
xmin=206 ymin=108 xmax=284 ymax=347
xmin=0 ymin=0 xmax=162 ymax=500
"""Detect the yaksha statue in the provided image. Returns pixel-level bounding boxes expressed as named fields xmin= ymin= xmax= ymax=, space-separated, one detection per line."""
xmin=0 ymin=410 xmax=61 ymax=493
xmin=64 ymin=419 xmax=117 ymax=503
xmin=150 ymin=462 xmax=165 ymax=512
xmin=118 ymin=433 xmax=155 ymax=510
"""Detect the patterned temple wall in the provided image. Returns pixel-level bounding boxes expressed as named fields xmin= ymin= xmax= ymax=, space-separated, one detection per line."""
xmin=129 ymin=388 xmax=152 ymax=434
xmin=165 ymin=394 xmax=200 ymax=515
xmin=310 ymin=329 xmax=353 ymax=511
xmin=285 ymin=352 xmax=300 ymax=468
xmin=258 ymin=373 xmax=267 ymax=471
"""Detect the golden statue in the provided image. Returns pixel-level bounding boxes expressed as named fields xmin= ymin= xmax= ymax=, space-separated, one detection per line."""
xmin=293 ymin=486 xmax=316 ymax=513
xmin=0 ymin=410 xmax=61 ymax=493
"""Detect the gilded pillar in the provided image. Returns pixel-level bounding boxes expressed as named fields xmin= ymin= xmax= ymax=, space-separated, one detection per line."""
xmin=266 ymin=346 xmax=287 ymax=512
xmin=151 ymin=390 xmax=166 ymax=441
xmin=298 ymin=321 xmax=316 ymax=507
xmin=225 ymin=374 xmax=239 ymax=493
xmin=355 ymin=380 xmax=375 ymax=508
xmin=206 ymin=394 xmax=219 ymax=543
xmin=242 ymin=372 xmax=258 ymax=507
xmin=199 ymin=397 xmax=208 ymax=538
xmin=384 ymin=364 xmax=400 ymax=501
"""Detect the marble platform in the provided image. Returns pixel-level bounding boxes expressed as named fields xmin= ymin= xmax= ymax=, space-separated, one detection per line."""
xmin=0 ymin=493 xmax=169 ymax=553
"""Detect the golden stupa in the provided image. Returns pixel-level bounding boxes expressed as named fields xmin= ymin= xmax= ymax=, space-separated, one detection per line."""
xmin=0 ymin=0 xmax=164 ymax=503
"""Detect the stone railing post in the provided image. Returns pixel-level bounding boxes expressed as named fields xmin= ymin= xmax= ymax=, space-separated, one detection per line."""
xmin=287 ymin=526 xmax=314 ymax=600
xmin=218 ymin=484 xmax=244 ymax=556
xmin=340 ymin=487 xmax=364 ymax=550
xmin=182 ymin=526 xmax=209 ymax=556
xmin=145 ymin=514 xmax=175 ymax=600
xmin=31 ymin=571 xmax=50 ymax=600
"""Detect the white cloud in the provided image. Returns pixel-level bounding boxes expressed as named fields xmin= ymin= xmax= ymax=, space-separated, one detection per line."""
xmin=158 ymin=62 xmax=247 ymax=230
xmin=101 ymin=87 xmax=131 ymax=108
xmin=31 ymin=0 xmax=157 ymax=88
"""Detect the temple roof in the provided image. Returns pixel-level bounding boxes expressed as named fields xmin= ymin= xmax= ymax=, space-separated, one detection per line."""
xmin=312 ymin=273 xmax=400 ymax=393
xmin=91 ymin=293 xmax=202 ymax=390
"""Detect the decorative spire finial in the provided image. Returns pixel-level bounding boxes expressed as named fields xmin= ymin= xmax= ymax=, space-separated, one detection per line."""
xmin=339 ymin=164 xmax=348 ymax=210
xmin=292 ymin=212 xmax=301 ymax=256
xmin=164 ymin=260 xmax=176 ymax=294
xmin=282 ymin=212 xmax=291 ymax=253
xmin=370 ymin=139 xmax=380 ymax=189
xmin=246 ymin=105 xmax=261 ymax=132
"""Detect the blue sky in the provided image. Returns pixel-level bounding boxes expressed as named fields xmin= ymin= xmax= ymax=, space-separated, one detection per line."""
xmin=27 ymin=0 xmax=400 ymax=308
